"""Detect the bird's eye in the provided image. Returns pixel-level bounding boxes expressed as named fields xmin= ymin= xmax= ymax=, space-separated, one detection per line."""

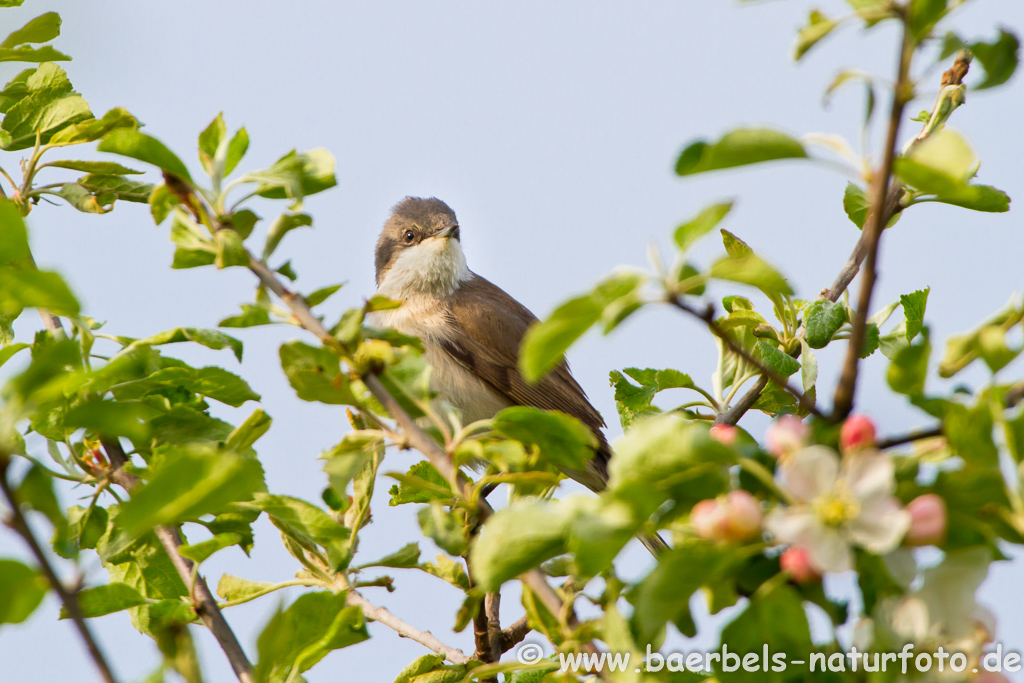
xmin=403 ymin=230 xmax=416 ymax=244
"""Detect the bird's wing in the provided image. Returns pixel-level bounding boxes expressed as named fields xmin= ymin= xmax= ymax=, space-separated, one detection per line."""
xmin=439 ymin=274 xmax=607 ymax=438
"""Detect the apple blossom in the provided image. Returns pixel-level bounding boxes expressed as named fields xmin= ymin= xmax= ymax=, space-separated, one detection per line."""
xmin=765 ymin=415 xmax=809 ymax=459
xmin=691 ymin=490 xmax=763 ymax=542
xmin=904 ymin=494 xmax=947 ymax=546
xmin=840 ymin=414 xmax=877 ymax=453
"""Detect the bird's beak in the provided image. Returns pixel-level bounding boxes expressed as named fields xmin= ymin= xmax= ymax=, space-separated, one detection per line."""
xmin=435 ymin=221 xmax=459 ymax=239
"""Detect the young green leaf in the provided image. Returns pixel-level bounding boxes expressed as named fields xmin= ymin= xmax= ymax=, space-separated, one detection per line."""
xmin=242 ymin=148 xmax=337 ymax=206
xmin=97 ymin=128 xmax=192 ymax=182
xmin=673 ymin=201 xmax=734 ymax=253
xmin=279 ymin=340 xmax=358 ymax=405
xmin=178 ymin=533 xmax=243 ymax=564
xmin=198 ymin=112 xmax=226 ymax=176
xmin=709 ymin=254 xmax=793 ymax=297
xmin=0 ymin=560 xmax=48 ymax=624
xmin=887 ymin=331 xmax=930 ymax=396
xmin=895 ymin=130 xmax=1010 ymax=213
xmin=418 ymin=502 xmax=469 ymax=556
xmin=262 ymin=212 xmax=312 ymax=261
xmin=0 ymin=269 xmax=80 ymax=316
xmin=493 ymin=406 xmax=597 ymax=471
xmin=794 ymin=10 xmax=837 ymax=60
xmin=676 ymin=129 xmax=807 ymax=176
xmin=0 ymin=63 xmax=90 ymax=150
xmin=120 ymin=445 xmax=265 ymax=536
xmin=47 ymin=107 xmax=138 ymax=146
xmin=804 ymin=299 xmax=848 ymax=348
xmin=970 ymin=29 xmax=1019 ymax=90
xmin=119 ymin=327 xmax=243 ymax=361
xmin=469 ymin=499 xmax=572 ymax=591
xmin=357 ymin=542 xmax=421 ymax=569
xmin=59 ymin=583 xmax=148 ymax=619
xmin=255 ymin=592 xmax=368 ymax=683
xmin=900 ymin=288 xmax=929 ymax=341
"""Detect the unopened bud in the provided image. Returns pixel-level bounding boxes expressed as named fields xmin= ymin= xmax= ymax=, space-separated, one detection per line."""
xmin=780 ymin=546 xmax=820 ymax=583
xmin=765 ymin=415 xmax=809 ymax=459
xmin=840 ymin=414 xmax=876 ymax=453
xmin=904 ymin=494 xmax=947 ymax=546
xmin=691 ymin=490 xmax=762 ymax=542
xmin=710 ymin=424 xmax=738 ymax=446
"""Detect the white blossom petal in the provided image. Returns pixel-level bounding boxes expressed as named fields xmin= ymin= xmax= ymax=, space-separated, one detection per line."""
xmin=782 ymin=446 xmax=839 ymax=501
xmin=764 ymin=508 xmax=819 ymax=546
xmin=843 ymin=451 xmax=895 ymax=500
xmin=805 ymin=526 xmax=852 ymax=572
xmin=847 ymin=497 xmax=910 ymax=553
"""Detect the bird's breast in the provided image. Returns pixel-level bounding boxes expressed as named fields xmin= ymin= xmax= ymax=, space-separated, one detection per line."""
xmin=367 ymin=293 xmax=511 ymax=424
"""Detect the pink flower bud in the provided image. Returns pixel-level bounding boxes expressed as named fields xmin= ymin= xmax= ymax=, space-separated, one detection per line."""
xmin=691 ymin=491 xmax=762 ymax=542
xmin=904 ymin=494 xmax=947 ymax=546
xmin=780 ymin=546 xmax=819 ymax=583
xmin=765 ymin=415 xmax=809 ymax=458
xmin=710 ymin=424 xmax=738 ymax=446
xmin=840 ymin=414 xmax=877 ymax=453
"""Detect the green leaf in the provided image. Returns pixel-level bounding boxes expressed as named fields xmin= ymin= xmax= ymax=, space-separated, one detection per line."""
xmin=98 ymin=128 xmax=192 ymax=182
xmin=895 ymin=130 xmax=1010 ymax=213
xmin=1 ymin=13 xmax=61 ymax=48
xmin=214 ymin=227 xmax=248 ymax=269
xmin=225 ymin=409 xmax=272 ymax=454
xmin=470 ymin=499 xmax=572 ymax=591
xmin=795 ymin=10 xmax=838 ymax=60
xmin=255 ymin=592 xmax=368 ymax=683
xmin=178 ymin=532 xmax=242 ymax=564
xmin=229 ymin=209 xmax=259 ymax=239
xmin=388 ymin=461 xmax=453 ymax=506
xmin=242 ymin=493 xmax=349 ymax=555
xmin=720 ymin=229 xmax=753 ymax=258
xmin=719 ymin=585 xmax=813 ymax=683
xmin=120 ymin=445 xmax=265 ymax=536
xmin=887 ymin=331 xmax=930 ymax=396
xmin=279 ymin=340 xmax=357 ymax=405
xmin=673 ymin=201 xmax=733 ymax=252
xmin=306 ymin=284 xmax=343 ymax=307
xmin=944 ymin=400 xmax=999 ymax=468
xmin=0 ymin=63 xmax=90 ymax=150
xmin=900 ymin=288 xmax=929 ymax=341
xmin=908 ymin=0 xmax=946 ymax=41
xmin=804 ymin=299 xmax=847 ymax=348
xmin=608 ymin=415 xmax=733 ymax=517
xmin=51 ymin=182 xmax=108 ymax=213
xmin=608 ymin=367 xmax=695 ymax=429
xmin=219 ymin=304 xmax=272 ymax=328
xmin=0 ymin=560 xmax=48 ymax=624
xmin=63 ymin=399 xmax=153 ymax=442
xmin=493 ymin=406 xmax=597 ymax=471
xmin=0 ymin=199 xmax=30 ymax=266
xmin=121 ymin=365 xmax=260 ymax=407
xmin=120 ymin=327 xmax=243 ymax=362
xmin=77 ymin=173 xmax=153 ymax=204
xmin=800 ymin=341 xmax=818 ymax=393
xmin=418 ymin=554 xmax=471 ymax=591
xmin=198 ymin=113 xmax=226 ymax=177
xmin=47 ymin=107 xmax=138 ymax=146
xmin=0 ymin=268 xmax=80 ymax=316
xmin=971 ymin=29 xmax=1019 ymax=90
xmin=709 ymin=254 xmax=793 ymax=296
xmin=44 ymin=159 xmax=142 ymax=175
xmin=843 ymin=182 xmax=870 ymax=229
xmin=243 ymin=148 xmax=337 ymax=207
xmin=358 ymin=542 xmax=421 ymax=569
xmin=224 ymin=127 xmax=249 ymax=176
xmin=519 ymin=272 xmax=644 ymax=382
xmin=60 ymin=582 xmax=148 ymax=619
xmin=630 ymin=542 xmax=742 ymax=642
xmin=0 ymin=45 xmax=70 ymax=64
xmin=751 ymin=340 xmax=800 ymax=378
xmin=676 ymin=129 xmax=807 ymax=176
xmin=418 ymin=502 xmax=469 ymax=556
xmin=217 ymin=574 xmax=276 ymax=602
xmin=262 ymin=212 xmax=312 ymax=261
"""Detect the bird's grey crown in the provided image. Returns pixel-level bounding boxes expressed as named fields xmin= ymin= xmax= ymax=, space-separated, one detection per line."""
xmin=375 ymin=196 xmax=459 ymax=284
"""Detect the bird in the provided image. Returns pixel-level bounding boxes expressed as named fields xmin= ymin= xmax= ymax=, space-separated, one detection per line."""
xmin=368 ymin=196 xmax=667 ymax=556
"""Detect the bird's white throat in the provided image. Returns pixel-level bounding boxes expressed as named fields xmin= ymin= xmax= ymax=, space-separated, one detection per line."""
xmin=376 ymin=235 xmax=471 ymax=300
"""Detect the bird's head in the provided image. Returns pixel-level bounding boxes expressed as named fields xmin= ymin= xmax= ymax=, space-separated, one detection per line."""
xmin=375 ymin=196 xmax=468 ymax=296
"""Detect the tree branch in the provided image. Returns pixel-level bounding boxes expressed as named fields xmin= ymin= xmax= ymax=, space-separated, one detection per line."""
xmin=0 ymin=458 xmax=118 ymax=683
xmin=244 ymin=254 xmax=590 ymax=665
xmin=832 ymin=22 xmax=914 ymax=420
xmin=344 ymin=590 xmax=469 ymax=664
xmin=498 ymin=615 xmax=531 ymax=654
xmin=485 ymin=592 xmax=502 ymax=663
xmin=669 ymin=298 xmax=824 ymax=419
xmin=100 ymin=439 xmax=255 ymax=683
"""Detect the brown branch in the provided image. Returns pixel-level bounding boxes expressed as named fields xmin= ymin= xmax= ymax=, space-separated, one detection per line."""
xmin=832 ymin=23 xmax=914 ymax=420
xmin=244 ymin=254 xmax=593 ymax=664
xmin=0 ymin=458 xmax=118 ymax=683
xmin=669 ymin=298 xmax=824 ymax=419
xmin=100 ymin=439 xmax=255 ymax=683
xmin=344 ymin=590 xmax=469 ymax=664
xmin=485 ymin=592 xmax=502 ymax=663
xmin=498 ymin=615 xmax=531 ymax=654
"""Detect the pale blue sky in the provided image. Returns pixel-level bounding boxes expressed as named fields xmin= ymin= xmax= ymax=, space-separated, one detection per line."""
xmin=1 ymin=1 xmax=1022 ymax=681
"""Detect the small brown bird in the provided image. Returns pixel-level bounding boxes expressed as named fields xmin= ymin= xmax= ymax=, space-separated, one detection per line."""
xmin=369 ymin=197 xmax=666 ymax=555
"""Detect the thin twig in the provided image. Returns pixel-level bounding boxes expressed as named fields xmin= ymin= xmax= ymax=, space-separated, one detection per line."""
xmin=0 ymin=458 xmax=118 ymax=683
xmin=876 ymin=426 xmax=943 ymax=449
xmin=345 ymin=590 xmax=469 ymax=664
xmin=669 ymin=298 xmax=824 ymax=418
xmin=100 ymin=439 xmax=255 ymax=683
xmin=832 ymin=23 xmax=914 ymax=420
xmin=244 ymin=251 xmax=593 ymax=664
